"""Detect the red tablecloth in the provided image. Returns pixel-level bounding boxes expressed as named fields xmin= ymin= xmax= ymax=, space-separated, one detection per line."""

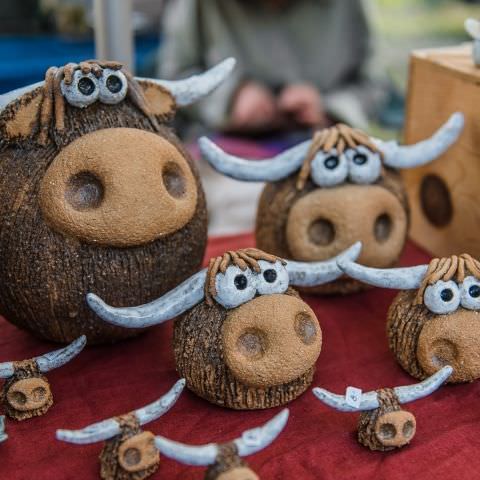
xmin=1 ymin=234 xmax=478 ymax=480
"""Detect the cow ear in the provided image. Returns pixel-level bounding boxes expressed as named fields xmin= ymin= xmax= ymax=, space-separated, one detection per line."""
xmin=0 ymin=85 xmax=44 ymax=141
xmin=136 ymin=80 xmax=176 ymax=121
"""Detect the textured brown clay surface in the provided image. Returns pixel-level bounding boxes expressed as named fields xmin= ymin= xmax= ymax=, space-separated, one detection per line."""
xmin=100 ymin=414 xmax=159 ymax=480
xmin=0 ymin=91 xmax=207 ymax=343
xmin=216 ymin=467 xmax=259 ymax=480
xmin=256 ymin=170 xmax=409 ymax=295
xmin=373 ymin=409 xmax=416 ymax=449
xmin=1 ymin=360 xmax=53 ymax=421
xmin=174 ymin=288 xmax=316 ymax=409
xmin=205 ymin=443 xmax=250 ymax=480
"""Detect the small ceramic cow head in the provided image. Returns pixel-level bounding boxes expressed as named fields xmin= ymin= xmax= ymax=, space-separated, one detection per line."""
xmin=0 ymin=336 xmax=86 ymax=420
xmin=155 ymin=409 xmax=289 ymax=479
xmin=313 ymin=366 xmax=451 ymax=451
xmin=199 ymin=113 xmax=463 ymax=294
xmin=56 ymin=379 xmax=185 ymax=480
xmin=339 ymin=254 xmax=480 ymax=382
xmin=87 ymin=243 xmax=361 ymax=409
xmin=465 ymin=18 xmax=480 ymax=66
xmin=0 ymin=58 xmax=235 ymax=344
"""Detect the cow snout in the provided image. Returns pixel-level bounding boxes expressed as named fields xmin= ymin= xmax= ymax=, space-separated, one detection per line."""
xmin=217 ymin=467 xmax=260 ymax=480
xmin=6 ymin=377 xmax=51 ymax=412
xmin=286 ymin=185 xmax=407 ymax=267
xmin=118 ymin=431 xmax=159 ymax=473
xmin=222 ymin=294 xmax=322 ymax=388
xmin=417 ymin=310 xmax=480 ymax=382
xmin=375 ymin=410 xmax=416 ymax=448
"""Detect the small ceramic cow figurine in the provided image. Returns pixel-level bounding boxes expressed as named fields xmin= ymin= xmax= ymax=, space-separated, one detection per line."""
xmin=199 ymin=113 xmax=463 ymax=294
xmin=56 ymin=379 xmax=185 ymax=480
xmin=87 ymin=243 xmax=361 ymax=409
xmin=155 ymin=409 xmax=289 ymax=479
xmin=465 ymin=18 xmax=480 ymax=66
xmin=313 ymin=366 xmax=451 ymax=451
xmin=339 ymin=254 xmax=480 ymax=383
xmin=0 ymin=416 xmax=7 ymax=443
xmin=0 ymin=336 xmax=86 ymax=420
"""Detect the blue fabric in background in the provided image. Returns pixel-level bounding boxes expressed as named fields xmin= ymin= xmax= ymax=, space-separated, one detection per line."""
xmin=0 ymin=34 xmax=160 ymax=94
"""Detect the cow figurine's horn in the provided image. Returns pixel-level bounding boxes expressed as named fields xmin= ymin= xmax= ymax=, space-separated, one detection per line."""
xmin=56 ymin=379 xmax=185 ymax=444
xmin=199 ymin=136 xmax=312 ymax=182
xmin=466 ymin=18 xmax=480 ymax=66
xmin=374 ymin=112 xmax=464 ymax=169
xmin=87 ymin=269 xmax=207 ymax=328
xmin=0 ymin=335 xmax=87 ymax=379
xmin=337 ymin=258 xmax=429 ymax=290
xmin=312 ymin=366 xmax=452 ymax=413
xmin=154 ymin=409 xmax=289 ymax=466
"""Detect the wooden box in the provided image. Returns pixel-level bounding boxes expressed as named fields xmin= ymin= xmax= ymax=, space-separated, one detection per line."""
xmin=403 ymin=44 xmax=480 ymax=258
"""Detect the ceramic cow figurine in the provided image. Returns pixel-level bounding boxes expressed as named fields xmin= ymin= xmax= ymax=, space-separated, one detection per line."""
xmin=199 ymin=113 xmax=463 ymax=294
xmin=56 ymin=379 xmax=185 ymax=480
xmin=155 ymin=409 xmax=289 ymax=479
xmin=339 ymin=254 xmax=480 ymax=383
xmin=0 ymin=58 xmax=235 ymax=344
xmin=87 ymin=243 xmax=361 ymax=409
xmin=0 ymin=336 xmax=86 ymax=420
xmin=313 ymin=366 xmax=451 ymax=451
xmin=465 ymin=18 xmax=480 ymax=66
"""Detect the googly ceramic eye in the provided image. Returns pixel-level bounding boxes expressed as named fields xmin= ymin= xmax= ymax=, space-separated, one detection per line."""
xmin=460 ymin=276 xmax=480 ymax=311
xmin=424 ymin=280 xmax=460 ymax=315
xmin=214 ymin=265 xmax=257 ymax=309
xmin=61 ymin=70 xmax=100 ymax=108
xmin=310 ymin=149 xmax=348 ymax=188
xmin=345 ymin=146 xmax=382 ymax=185
xmin=99 ymin=69 xmax=128 ymax=104
xmin=256 ymin=260 xmax=289 ymax=295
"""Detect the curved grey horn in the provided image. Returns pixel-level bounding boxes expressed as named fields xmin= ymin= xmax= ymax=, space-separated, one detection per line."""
xmin=0 ymin=362 xmax=14 ymax=379
xmin=154 ymin=409 xmax=289 ymax=466
xmin=394 ymin=366 xmax=452 ymax=404
xmin=337 ymin=259 xmax=428 ymax=290
xmin=199 ymin=136 xmax=312 ymax=182
xmin=0 ymin=81 xmax=45 ymax=114
xmin=286 ymin=242 xmax=362 ymax=287
xmin=56 ymin=379 xmax=185 ymax=444
xmin=141 ymin=58 xmax=236 ymax=107
xmin=375 ymin=112 xmax=464 ymax=169
xmin=466 ymin=18 xmax=480 ymax=40
xmin=312 ymin=387 xmax=380 ymax=413
xmin=87 ymin=269 xmax=207 ymax=328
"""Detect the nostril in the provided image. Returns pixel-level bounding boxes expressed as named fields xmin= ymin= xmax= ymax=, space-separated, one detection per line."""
xmin=32 ymin=387 xmax=47 ymax=402
xmin=308 ymin=218 xmax=335 ymax=246
xmin=237 ymin=329 xmax=267 ymax=360
xmin=123 ymin=448 xmax=141 ymax=467
xmin=65 ymin=171 xmax=104 ymax=210
xmin=9 ymin=391 xmax=27 ymax=405
xmin=374 ymin=213 xmax=392 ymax=243
xmin=430 ymin=338 xmax=458 ymax=369
xmin=295 ymin=312 xmax=317 ymax=345
xmin=378 ymin=423 xmax=396 ymax=440
xmin=162 ymin=162 xmax=186 ymax=199
xmin=403 ymin=420 xmax=415 ymax=439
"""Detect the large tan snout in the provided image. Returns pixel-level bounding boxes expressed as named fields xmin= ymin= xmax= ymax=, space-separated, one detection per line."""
xmin=40 ymin=128 xmax=197 ymax=247
xmin=217 ymin=467 xmax=260 ymax=480
xmin=417 ymin=310 xmax=480 ymax=382
xmin=222 ymin=294 xmax=322 ymax=388
xmin=118 ymin=431 xmax=159 ymax=473
xmin=6 ymin=377 xmax=52 ymax=412
xmin=286 ymin=185 xmax=407 ymax=267
xmin=374 ymin=410 xmax=416 ymax=449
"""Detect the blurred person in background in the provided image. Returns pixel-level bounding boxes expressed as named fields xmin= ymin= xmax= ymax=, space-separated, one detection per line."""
xmin=158 ymin=0 xmax=387 ymax=136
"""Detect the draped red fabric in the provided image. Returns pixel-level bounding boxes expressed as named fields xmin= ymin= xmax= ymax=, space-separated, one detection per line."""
xmin=0 ymin=234 xmax=476 ymax=479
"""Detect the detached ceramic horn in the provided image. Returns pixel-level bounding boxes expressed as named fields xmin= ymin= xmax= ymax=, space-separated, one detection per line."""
xmin=465 ymin=18 xmax=480 ymax=66
xmin=87 ymin=243 xmax=362 ymax=409
xmin=155 ymin=409 xmax=289 ymax=479
xmin=199 ymin=113 xmax=464 ymax=295
xmin=0 ymin=336 xmax=86 ymax=420
xmin=56 ymin=379 xmax=185 ymax=480
xmin=313 ymin=366 xmax=451 ymax=451
xmin=339 ymin=253 xmax=480 ymax=383
xmin=0 ymin=57 xmax=235 ymax=345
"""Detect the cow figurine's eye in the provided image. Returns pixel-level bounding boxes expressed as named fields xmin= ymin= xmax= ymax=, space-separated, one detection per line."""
xmin=215 ymin=265 xmax=257 ymax=309
xmin=345 ymin=146 xmax=382 ymax=185
xmin=61 ymin=70 xmax=100 ymax=107
xmin=310 ymin=149 xmax=348 ymax=187
xmin=424 ymin=280 xmax=460 ymax=314
xmin=460 ymin=276 xmax=480 ymax=311
xmin=256 ymin=260 xmax=289 ymax=295
xmin=99 ymin=69 xmax=128 ymax=104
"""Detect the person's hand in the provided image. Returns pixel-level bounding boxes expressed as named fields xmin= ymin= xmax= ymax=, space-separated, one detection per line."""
xmin=230 ymin=82 xmax=277 ymax=131
xmin=278 ymin=83 xmax=327 ymax=127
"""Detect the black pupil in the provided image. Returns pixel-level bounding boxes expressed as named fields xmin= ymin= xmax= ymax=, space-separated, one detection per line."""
xmin=469 ymin=285 xmax=480 ymax=298
xmin=324 ymin=156 xmax=339 ymax=170
xmin=440 ymin=289 xmax=454 ymax=302
xmin=353 ymin=153 xmax=368 ymax=165
xmin=106 ymin=75 xmax=123 ymax=93
xmin=263 ymin=269 xmax=277 ymax=283
xmin=77 ymin=77 xmax=96 ymax=96
xmin=234 ymin=274 xmax=248 ymax=290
